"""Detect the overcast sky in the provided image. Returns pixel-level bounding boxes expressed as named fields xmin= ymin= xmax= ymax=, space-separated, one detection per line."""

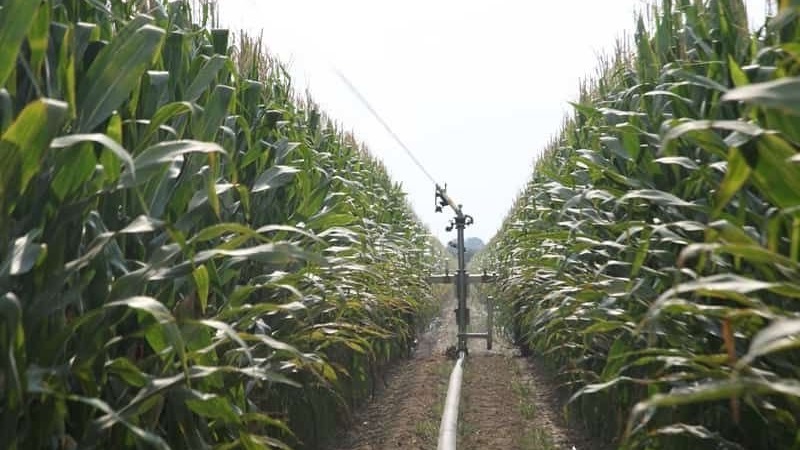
xmin=217 ymin=0 xmax=768 ymax=244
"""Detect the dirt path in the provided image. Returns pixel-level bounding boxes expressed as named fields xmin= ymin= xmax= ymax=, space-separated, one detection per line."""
xmin=324 ymin=303 xmax=456 ymax=450
xmin=325 ymin=355 xmax=449 ymax=449
xmin=327 ymin=291 xmax=601 ymax=450
xmin=458 ymin=293 xmax=598 ymax=450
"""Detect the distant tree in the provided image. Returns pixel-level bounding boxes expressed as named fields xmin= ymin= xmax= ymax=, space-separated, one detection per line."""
xmin=446 ymin=237 xmax=485 ymax=264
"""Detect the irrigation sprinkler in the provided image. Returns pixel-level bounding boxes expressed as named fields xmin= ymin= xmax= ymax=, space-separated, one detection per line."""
xmin=429 ymin=185 xmax=496 ymax=450
xmin=429 ymin=184 xmax=495 ymax=355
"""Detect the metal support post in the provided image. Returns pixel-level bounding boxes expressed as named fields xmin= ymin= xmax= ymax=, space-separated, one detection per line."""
xmin=486 ymin=295 xmax=493 ymax=350
xmin=454 ymin=213 xmax=468 ymax=354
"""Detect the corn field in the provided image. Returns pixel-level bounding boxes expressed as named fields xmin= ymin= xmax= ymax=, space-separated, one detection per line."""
xmin=476 ymin=0 xmax=800 ymax=449
xmin=0 ymin=1 xmax=449 ymax=449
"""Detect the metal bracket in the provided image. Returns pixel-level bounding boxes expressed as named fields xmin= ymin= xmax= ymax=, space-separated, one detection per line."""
xmin=428 ymin=273 xmax=497 ymax=284
xmin=427 ymin=272 xmax=496 ymax=351
xmin=457 ymin=295 xmax=494 ymax=350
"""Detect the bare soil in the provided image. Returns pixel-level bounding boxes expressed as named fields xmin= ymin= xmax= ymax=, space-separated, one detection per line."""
xmin=324 ymin=305 xmax=454 ymax=450
xmin=326 ymin=293 xmax=602 ymax=450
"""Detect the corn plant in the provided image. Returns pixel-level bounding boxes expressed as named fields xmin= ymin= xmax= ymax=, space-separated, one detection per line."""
xmin=476 ymin=1 xmax=800 ymax=449
xmin=0 ymin=0 xmax=447 ymax=448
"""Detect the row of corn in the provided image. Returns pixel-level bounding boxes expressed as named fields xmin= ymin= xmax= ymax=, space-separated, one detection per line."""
xmin=475 ymin=1 xmax=800 ymax=449
xmin=0 ymin=1 xmax=447 ymax=448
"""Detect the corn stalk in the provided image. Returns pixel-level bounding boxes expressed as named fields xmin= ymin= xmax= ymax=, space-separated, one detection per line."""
xmin=0 ymin=1 xmax=449 ymax=448
xmin=476 ymin=1 xmax=800 ymax=448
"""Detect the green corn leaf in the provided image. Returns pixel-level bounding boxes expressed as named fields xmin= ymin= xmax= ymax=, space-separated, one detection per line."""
xmin=662 ymin=119 xmax=764 ymax=153
xmin=139 ymin=71 xmax=171 ymax=118
xmin=185 ymin=54 xmax=228 ymax=102
xmin=618 ymin=189 xmax=696 ymax=207
xmin=0 ymin=88 xmax=12 ymax=132
xmin=0 ymin=99 xmax=69 ymax=212
xmin=0 ymin=0 xmax=40 ymax=87
xmin=107 ymin=296 xmax=174 ymax=325
xmin=66 ymin=393 xmax=170 ymax=450
xmin=722 ymin=77 xmax=800 ymax=115
xmin=252 ymin=165 xmax=300 ymax=193
xmin=569 ymin=101 xmax=603 ymax=119
xmin=1 ymin=230 xmax=45 ymax=277
xmin=50 ymin=141 xmax=97 ymax=200
xmin=193 ymin=84 xmax=234 ymax=141
xmin=185 ymin=392 xmax=240 ymax=424
xmin=139 ymin=101 xmax=195 ymax=147
xmin=0 ymin=292 xmax=23 ymax=408
xmin=668 ymin=69 xmax=731 ymax=93
xmin=105 ymin=297 xmax=186 ymax=372
xmin=740 ymin=319 xmax=800 ymax=366
xmin=631 ymin=378 xmax=800 ymax=413
xmin=255 ymin=224 xmax=326 ymax=243
xmin=63 ymin=232 xmax=115 ymax=274
xmin=692 ymin=243 xmax=800 ymax=272
xmin=77 ymin=23 xmax=166 ymax=132
xmin=651 ymin=424 xmax=748 ymax=449
xmin=27 ymin=2 xmax=49 ymax=75
xmin=152 ymin=242 xmax=322 ymax=280
xmin=727 ymin=55 xmax=749 ymax=88
xmin=192 ymin=265 xmax=210 ymax=314
xmin=106 ymin=358 xmax=148 ymax=387
xmin=191 ymin=222 xmax=263 ymax=243
xmin=630 ymin=227 xmax=652 ymax=278
xmin=642 ymin=89 xmax=694 ymax=105
xmin=246 ymin=332 xmax=306 ymax=357
xmin=121 ymin=139 xmax=225 ymax=187
xmin=196 ymin=319 xmax=253 ymax=361
xmin=748 ymin=134 xmax=800 ymax=208
xmin=659 ymin=273 xmax=776 ymax=296
xmin=707 ymin=220 xmax=759 ymax=245
xmin=187 ymin=182 xmax=233 ymax=211
xmin=713 ymin=146 xmax=751 ymax=217
xmin=119 ymin=215 xmax=165 ymax=234
xmin=653 ymin=156 xmax=699 ymax=170
xmin=273 ymin=138 xmax=300 ymax=165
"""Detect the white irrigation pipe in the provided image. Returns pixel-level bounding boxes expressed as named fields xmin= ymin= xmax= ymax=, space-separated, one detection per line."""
xmin=437 ymin=353 xmax=465 ymax=450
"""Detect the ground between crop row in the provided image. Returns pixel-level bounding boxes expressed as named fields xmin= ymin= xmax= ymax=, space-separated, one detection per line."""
xmin=326 ymin=294 xmax=601 ymax=450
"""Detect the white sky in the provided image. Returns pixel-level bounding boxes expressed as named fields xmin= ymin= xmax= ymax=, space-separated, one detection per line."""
xmin=217 ymin=0 xmax=768 ymax=244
